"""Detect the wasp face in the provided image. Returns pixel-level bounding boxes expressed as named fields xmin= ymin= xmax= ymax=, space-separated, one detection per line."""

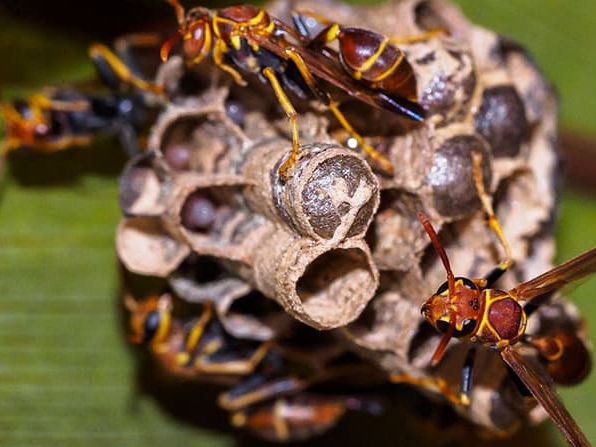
xmin=161 ymin=7 xmax=212 ymax=64
xmin=422 ymin=276 xmax=482 ymax=338
xmin=1 ymin=101 xmax=50 ymax=146
xmin=128 ymin=296 xmax=172 ymax=346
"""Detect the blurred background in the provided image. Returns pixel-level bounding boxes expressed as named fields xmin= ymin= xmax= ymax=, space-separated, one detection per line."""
xmin=0 ymin=0 xmax=595 ymax=446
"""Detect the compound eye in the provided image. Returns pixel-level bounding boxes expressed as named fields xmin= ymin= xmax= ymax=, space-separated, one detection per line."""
xmin=435 ymin=319 xmax=451 ymax=334
xmin=436 ymin=280 xmax=450 ymax=295
xmin=454 ymin=319 xmax=477 ymax=337
xmin=460 ymin=277 xmax=478 ymax=290
xmin=143 ymin=311 xmax=161 ymax=342
xmin=184 ymin=23 xmax=209 ymax=60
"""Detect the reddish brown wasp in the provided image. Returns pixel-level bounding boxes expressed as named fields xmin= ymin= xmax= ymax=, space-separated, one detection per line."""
xmin=159 ymin=1 xmax=425 ymax=179
xmin=125 ymin=292 xmax=384 ymax=441
xmin=1 ymin=35 xmax=162 ymax=157
xmin=418 ymin=210 xmax=595 ymax=446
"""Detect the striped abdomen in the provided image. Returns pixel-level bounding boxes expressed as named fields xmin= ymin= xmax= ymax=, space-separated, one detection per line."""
xmin=337 ymin=27 xmax=417 ymax=101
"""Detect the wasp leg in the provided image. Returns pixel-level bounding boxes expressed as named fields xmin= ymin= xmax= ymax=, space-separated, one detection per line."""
xmin=283 ymin=48 xmax=394 ymax=175
xmin=460 ymin=347 xmax=476 ymax=404
xmin=175 ymin=303 xmax=214 ymax=366
xmin=231 ymin=398 xmax=292 ymax=442
xmin=327 ymin=102 xmax=394 ymax=174
xmin=29 ymin=93 xmax=89 ymax=113
xmin=89 ymin=44 xmax=163 ymax=94
xmin=194 ymin=340 xmax=274 ymax=375
xmin=212 ymin=40 xmax=247 ymax=86
xmin=114 ymin=33 xmax=162 ymax=61
xmin=471 ymin=151 xmax=513 ymax=286
xmin=113 ymin=32 xmax=164 ymax=80
xmin=389 ymin=29 xmax=446 ymax=46
xmin=219 ymin=374 xmax=306 ymax=411
xmin=261 ymin=67 xmax=301 ymax=180
xmin=117 ymin=124 xmax=141 ymax=158
xmin=390 ymin=373 xmax=469 ymax=406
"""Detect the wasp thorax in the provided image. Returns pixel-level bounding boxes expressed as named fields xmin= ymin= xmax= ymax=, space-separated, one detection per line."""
xmin=215 ymin=5 xmax=270 ymax=44
xmin=220 ymin=5 xmax=262 ymax=22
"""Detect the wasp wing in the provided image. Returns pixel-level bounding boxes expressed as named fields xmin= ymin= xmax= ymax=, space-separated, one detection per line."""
xmin=509 ymin=247 xmax=596 ymax=302
xmin=500 ymin=346 xmax=590 ymax=447
xmin=249 ymin=32 xmax=425 ymax=121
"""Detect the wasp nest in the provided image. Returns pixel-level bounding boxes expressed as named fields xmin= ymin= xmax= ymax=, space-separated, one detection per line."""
xmin=118 ymin=0 xmax=589 ymax=441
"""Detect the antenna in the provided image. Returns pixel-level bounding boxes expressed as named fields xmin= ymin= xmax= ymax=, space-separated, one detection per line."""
xmin=167 ymin=0 xmax=186 ymax=27
xmin=417 ymin=212 xmax=455 ymax=296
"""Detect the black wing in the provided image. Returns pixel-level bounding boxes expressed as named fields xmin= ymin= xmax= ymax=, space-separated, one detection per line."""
xmin=249 ymin=32 xmax=425 ymax=122
xmin=501 ymin=345 xmax=590 ymax=447
xmin=510 ymin=247 xmax=596 ymax=303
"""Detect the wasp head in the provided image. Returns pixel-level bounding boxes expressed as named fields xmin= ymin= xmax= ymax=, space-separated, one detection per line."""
xmin=161 ymin=1 xmax=212 ymax=64
xmin=125 ymin=295 xmax=172 ymax=347
xmin=422 ymin=276 xmax=481 ymax=339
xmin=1 ymin=99 xmax=50 ymax=150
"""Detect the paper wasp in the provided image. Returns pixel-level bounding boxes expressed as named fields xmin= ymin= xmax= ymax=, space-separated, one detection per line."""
xmin=0 ymin=88 xmax=150 ymax=157
xmin=159 ymin=1 xmax=425 ymax=179
xmin=125 ymin=292 xmax=384 ymax=440
xmin=1 ymin=35 xmax=162 ymax=157
xmin=125 ymin=293 xmax=273 ymax=374
xmin=417 ymin=213 xmax=595 ymax=446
